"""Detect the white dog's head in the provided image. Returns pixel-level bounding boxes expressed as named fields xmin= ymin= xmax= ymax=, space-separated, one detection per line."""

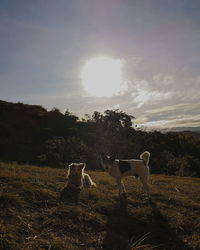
xmin=100 ymin=154 xmax=115 ymax=170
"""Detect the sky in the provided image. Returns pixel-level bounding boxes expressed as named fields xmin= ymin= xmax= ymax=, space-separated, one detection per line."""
xmin=0 ymin=0 xmax=200 ymax=129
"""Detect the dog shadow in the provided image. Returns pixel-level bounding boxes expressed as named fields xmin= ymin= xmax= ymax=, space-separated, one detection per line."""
xmin=148 ymin=199 xmax=190 ymax=249
xmin=102 ymin=197 xmax=190 ymax=250
xmin=59 ymin=185 xmax=81 ymax=204
xmin=119 ymin=194 xmax=128 ymax=213
xmin=102 ymin=195 xmax=142 ymax=250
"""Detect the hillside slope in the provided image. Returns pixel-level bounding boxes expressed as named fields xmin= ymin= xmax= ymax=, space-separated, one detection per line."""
xmin=0 ymin=163 xmax=199 ymax=249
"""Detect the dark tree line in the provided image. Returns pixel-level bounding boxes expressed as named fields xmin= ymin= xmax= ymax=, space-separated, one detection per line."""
xmin=0 ymin=100 xmax=200 ymax=177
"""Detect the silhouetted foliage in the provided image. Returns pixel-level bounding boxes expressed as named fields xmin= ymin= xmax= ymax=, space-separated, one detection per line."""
xmin=0 ymin=100 xmax=200 ymax=176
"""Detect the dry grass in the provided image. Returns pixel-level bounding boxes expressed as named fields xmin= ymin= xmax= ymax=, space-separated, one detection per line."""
xmin=0 ymin=162 xmax=199 ymax=249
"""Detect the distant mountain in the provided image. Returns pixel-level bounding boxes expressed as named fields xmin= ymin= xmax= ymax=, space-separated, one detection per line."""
xmin=160 ymin=127 xmax=200 ymax=139
xmin=160 ymin=127 xmax=200 ymax=133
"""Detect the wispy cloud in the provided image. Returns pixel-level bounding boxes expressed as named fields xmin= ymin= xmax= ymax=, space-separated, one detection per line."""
xmin=136 ymin=102 xmax=200 ymax=129
xmin=139 ymin=114 xmax=200 ymax=129
xmin=131 ymin=80 xmax=172 ymax=108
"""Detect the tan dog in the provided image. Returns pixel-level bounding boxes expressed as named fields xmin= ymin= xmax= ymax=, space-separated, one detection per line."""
xmin=67 ymin=163 xmax=97 ymax=190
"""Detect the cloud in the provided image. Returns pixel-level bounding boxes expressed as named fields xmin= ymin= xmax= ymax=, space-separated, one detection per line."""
xmin=124 ymin=73 xmax=200 ymax=129
xmin=136 ymin=102 xmax=200 ymax=129
xmin=139 ymin=114 xmax=200 ymax=129
xmin=131 ymin=80 xmax=172 ymax=108
xmin=152 ymin=73 xmax=175 ymax=87
xmin=114 ymin=103 xmax=120 ymax=109
xmin=144 ymin=102 xmax=200 ymax=117
xmin=116 ymin=80 xmax=128 ymax=96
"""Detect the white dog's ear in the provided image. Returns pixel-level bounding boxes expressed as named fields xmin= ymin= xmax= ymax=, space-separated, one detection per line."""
xmin=110 ymin=154 xmax=116 ymax=162
xmin=67 ymin=163 xmax=73 ymax=168
xmin=65 ymin=163 xmax=70 ymax=168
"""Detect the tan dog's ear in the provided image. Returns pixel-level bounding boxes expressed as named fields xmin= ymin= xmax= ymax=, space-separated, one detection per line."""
xmin=78 ymin=163 xmax=86 ymax=170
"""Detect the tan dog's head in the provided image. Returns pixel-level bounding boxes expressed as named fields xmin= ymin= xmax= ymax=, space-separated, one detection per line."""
xmin=67 ymin=163 xmax=86 ymax=188
xmin=68 ymin=163 xmax=85 ymax=177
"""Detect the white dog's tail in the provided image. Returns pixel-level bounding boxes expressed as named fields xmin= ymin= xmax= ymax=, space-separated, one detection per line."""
xmin=140 ymin=151 xmax=150 ymax=166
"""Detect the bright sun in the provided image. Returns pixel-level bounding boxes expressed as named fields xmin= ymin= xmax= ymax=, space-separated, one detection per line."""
xmin=81 ymin=56 xmax=123 ymax=97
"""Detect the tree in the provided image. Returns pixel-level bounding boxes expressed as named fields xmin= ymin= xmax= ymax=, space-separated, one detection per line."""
xmin=65 ymin=136 xmax=90 ymax=164
xmin=42 ymin=136 xmax=66 ymax=166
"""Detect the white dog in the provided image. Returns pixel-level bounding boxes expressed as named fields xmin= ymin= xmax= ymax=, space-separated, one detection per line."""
xmin=67 ymin=163 xmax=97 ymax=190
xmin=101 ymin=151 xmax=150 ymax=197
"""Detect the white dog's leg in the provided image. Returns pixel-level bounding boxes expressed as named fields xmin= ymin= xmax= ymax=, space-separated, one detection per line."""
xmin=121 ymin=180 xmax=126 ymax=194
xmin=136 ymin=177 xmax=141 ymax=192
xmin=116 ymin=178 xmax=126 ymax=196
xmin=140 ymin=176 xmax=150 ymax=197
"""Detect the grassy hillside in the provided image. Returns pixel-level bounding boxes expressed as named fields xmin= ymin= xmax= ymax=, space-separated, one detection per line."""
xmin=0 ymin=163 xmax=199 ymax=250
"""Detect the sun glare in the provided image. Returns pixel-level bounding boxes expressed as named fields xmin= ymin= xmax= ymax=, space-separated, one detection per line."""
xmin=81 ymin=56 xmax=123 ymax=97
